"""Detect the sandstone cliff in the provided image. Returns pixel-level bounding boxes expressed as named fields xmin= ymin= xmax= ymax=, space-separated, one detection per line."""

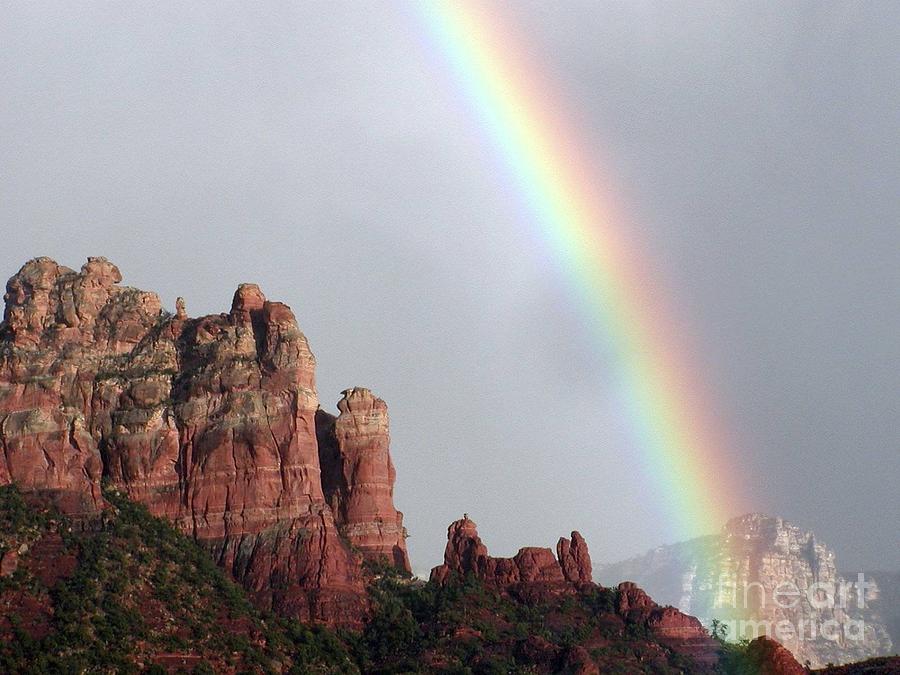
xmin=0 ymin=257 xmax=406 ymax=625
xmin=317 ymin=387 xmax=410 ymax=573
xmin=597 ymin=513 xmax=894 ymax=667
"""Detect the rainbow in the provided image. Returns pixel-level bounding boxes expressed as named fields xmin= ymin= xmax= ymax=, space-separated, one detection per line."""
xmin=417 ymin=1 xmax=745 ymax=540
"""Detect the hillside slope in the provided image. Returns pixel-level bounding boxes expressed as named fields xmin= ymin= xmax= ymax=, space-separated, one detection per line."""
xmin=0 ymin=485 xmax=719 ymax=673
xmin=0 ymin=485 xmax=357 ymax=673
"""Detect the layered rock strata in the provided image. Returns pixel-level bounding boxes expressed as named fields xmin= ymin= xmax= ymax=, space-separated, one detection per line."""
xmin=616 ymin=581 xmax=721 ymax=665
xmin=597 ymin=513 xmax=894 ymax=667
xmin=316 ymin=387 xmax=410 ymax=572
xmin=0 ymin=257 xmax=417 ymax=624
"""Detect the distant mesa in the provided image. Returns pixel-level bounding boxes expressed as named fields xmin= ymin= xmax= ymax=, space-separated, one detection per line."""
xmin=597 ymin=512 xmax=896 ymax=668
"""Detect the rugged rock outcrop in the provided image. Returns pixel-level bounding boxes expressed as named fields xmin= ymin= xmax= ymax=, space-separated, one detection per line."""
xmin=0 ymin=257 xmax=418 ymax=624
xmin=429 ymin=517 xmax=644 ymax=596
xmin=597 ymin=513 xmax=894 ymax=667
xmin=430 ymin=517 xmax=596 ymax=590
xmin=743 ymin=636 xmax=806 ymax=675
xmin=558 ymin=531 xmax=593 ymax=584
xmin=430 ymin=517 xmax=719 ymax=666
xmin=430 ymin=516 xmax=573 ymax=590
xmin=1 ymin=257 xmax=128 ymax=514
xmin=616 ymin=581 xmax=720 ymax=665
xmin=316 ymin=387 xmax=410 ymax=573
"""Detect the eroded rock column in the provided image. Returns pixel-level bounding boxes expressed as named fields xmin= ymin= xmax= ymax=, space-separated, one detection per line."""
xmin=318 ymin=387 xmax=410 ymax=573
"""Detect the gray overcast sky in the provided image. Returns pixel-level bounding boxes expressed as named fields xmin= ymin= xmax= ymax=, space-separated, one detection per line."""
xmin=1 ymin=1 xmax=898 ymax=572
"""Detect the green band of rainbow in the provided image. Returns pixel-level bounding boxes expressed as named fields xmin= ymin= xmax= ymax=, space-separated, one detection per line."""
xmin=418 ymin=1 xmax=744 ymax=540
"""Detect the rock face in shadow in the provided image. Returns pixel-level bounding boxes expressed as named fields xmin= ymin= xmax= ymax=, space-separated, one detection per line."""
xmin=742 ymin=636 xmax=806 ymax=675
xmin=0 ymin=258 xmax=378 ymax=624
xmin=316 ymin=387 xmax=410 ymax=573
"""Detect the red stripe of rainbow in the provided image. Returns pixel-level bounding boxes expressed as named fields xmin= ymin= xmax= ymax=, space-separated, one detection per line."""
xmin=417 ymin=0 xmax=745 ymax=539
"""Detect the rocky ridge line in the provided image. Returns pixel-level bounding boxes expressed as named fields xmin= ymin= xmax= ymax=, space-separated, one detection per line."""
xmin=431 ymin=516 xmax=720 ymax=667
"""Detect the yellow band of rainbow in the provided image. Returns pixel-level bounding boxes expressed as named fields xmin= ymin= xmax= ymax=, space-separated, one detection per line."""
xmin=418 ymin=0 xmax=745 ymax=539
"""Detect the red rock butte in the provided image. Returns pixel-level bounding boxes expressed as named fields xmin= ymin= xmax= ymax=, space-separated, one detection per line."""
xmin=0 ymin=257 xmax=409 ymax=625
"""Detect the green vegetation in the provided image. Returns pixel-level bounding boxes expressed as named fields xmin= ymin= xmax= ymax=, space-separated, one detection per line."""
xmin=0 ymin=484 xmax=53 ymax=594
xmin=0 ymin=485 xmax=356 ymax=674
xmin=346 ymin=563 xmax=690 ymax=674
xmin=1 ymin=485 xmax=772 ymax=673
xmin=709 ymin=618 xmax=758 ymax=675
xmin=0 ymin=482 xmax=50 ymax=534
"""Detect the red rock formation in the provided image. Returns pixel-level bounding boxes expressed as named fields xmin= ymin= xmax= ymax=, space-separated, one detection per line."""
xmin=647 ymin=605 xmax=708 ymax=639
xmin=429 ymin=516 xmax=589 ymax=591
xmin=0 ymin=258 xmax=366 ymax=624
xmin=743 ymin=635 xmax=807 ymax=675
xmin=430 ymin=518 xmax=720 ymax=666
xmin=317 ymin=388 xmax=410 ymax=573
xmin=0 ymin=257 xmax=137 ymax=514
xmin=615 ymin=582 xmax=719 ymax=665
xmin=557 ymin=531 xmax=592 ymax=584
xmin=430 ymin=516 xmax=489 ymax=583
xmin=616 ymin=581 xmax=710 ymax=637
xmin=616 ymin=581 xmax=657 ymax=617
